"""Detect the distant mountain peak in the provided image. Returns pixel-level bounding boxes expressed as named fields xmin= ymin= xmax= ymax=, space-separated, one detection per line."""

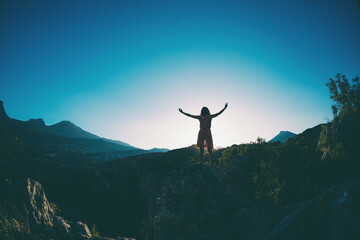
xmin=269 ymin=131 xmax=296 ymax=143
xmin=47 ymin=120 xmax=99 ymax=139
xmin=0 ymin=100 xmax=9 ymax=120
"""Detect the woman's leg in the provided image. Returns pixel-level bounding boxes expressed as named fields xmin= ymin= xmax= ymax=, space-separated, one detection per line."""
xmin=200 ymin=147 xmax=204 ymax=163
xmin=208 ymin=148 xmax=213 ymax=166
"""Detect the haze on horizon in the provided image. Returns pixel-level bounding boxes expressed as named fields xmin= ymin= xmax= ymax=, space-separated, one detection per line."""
xmin=1 ymin=0 xmax=360 ymax=150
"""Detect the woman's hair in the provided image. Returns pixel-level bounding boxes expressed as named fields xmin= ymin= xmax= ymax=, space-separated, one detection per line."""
xmin=201 ymin=107 xmax=210 ymax=116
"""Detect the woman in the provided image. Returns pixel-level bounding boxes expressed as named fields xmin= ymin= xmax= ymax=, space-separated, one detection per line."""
xmin=179 ymin=103 xmax=228 ymax=166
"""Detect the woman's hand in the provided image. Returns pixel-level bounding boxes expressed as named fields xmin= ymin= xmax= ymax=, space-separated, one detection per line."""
xmin=179 ymin=108 xmax=184 ymax=113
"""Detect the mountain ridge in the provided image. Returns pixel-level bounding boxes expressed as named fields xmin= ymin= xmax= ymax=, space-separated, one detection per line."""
xmin=1 ymin=100 xmax=135 ymax=148
xmin=0 ymin=100 xmax=167 ymax=161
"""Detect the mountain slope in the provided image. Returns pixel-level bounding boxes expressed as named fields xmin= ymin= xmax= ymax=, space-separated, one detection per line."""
xmin=46 ymin=120 xmax=100 ymax=139
xmin=102 ymin=138 xmax=136 ymax=148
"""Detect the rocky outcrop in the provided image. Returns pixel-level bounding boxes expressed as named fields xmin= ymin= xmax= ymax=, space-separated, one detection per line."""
xmin=220 ymin=177 xmax=360 ymax=240
xmin=266 ymin=178 xmax=360 ymax=240
xmin=0 ymin=178 xmax=91 ymax=239
xmin=154 ymin=163 xmax=224 ymax=240
xmin=0 ymin=100 xmax=9 ymax=121
xmin=0 ymin=178 xmax=135 ymax=240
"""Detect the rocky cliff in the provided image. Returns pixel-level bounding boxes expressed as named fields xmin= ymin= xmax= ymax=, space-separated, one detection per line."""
xmin=0 ymin=178 xmax=135 ymax=240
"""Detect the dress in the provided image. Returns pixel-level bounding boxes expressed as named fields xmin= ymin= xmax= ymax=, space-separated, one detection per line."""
xmin=197 ymin=115 xmax=213 ymax=149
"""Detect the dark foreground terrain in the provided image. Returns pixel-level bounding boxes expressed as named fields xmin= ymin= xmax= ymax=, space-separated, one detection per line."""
xmin=1 ymin=92 xmax=360 ymax=239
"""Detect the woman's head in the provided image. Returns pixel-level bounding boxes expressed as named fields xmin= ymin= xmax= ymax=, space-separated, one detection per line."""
xmin=201 ymin=107 xmax=210 ymax=116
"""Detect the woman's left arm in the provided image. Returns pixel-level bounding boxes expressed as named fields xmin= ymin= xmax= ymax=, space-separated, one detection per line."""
xmin=211 ymin=102 xmax=228 ymax=118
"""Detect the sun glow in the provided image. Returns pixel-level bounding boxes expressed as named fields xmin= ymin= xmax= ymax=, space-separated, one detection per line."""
xmin=64 ymin=53 xmax=331 ymax=149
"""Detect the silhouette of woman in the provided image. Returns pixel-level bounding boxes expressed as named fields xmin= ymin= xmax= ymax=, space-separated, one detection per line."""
xmin=179 ymin=103 xmax=228 ymax=166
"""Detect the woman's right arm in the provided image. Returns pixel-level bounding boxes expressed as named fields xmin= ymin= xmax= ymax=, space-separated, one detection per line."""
xmin=179 ymin=108 xmax=200 ymax=119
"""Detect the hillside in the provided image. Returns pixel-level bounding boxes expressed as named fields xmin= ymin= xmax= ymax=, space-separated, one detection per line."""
xmin=1 ymin=109 xmax=359 ymax=239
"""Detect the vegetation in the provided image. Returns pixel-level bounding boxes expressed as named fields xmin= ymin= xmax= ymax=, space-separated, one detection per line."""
xmin=0 ymin=204 xmax=30 ymax=240
xmin=49 ymin=202 xmax=61 ymax=215
xmin=218 ymin=131 xmax=322 ymax=205
xmin=91 ymin=224 xmax=101 ymax=237
xmin=216 ymin=73 xmax=360 ymax=206
xmin=153 ymin=211 xmax=200 ymax=240
xmin=326 ymin=73 xmax=360 ymax=118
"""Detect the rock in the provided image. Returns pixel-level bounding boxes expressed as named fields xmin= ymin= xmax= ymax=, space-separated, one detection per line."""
xmin=155 ymin=163 xmax=224 ymax=240
xmin=72 ymin=221 xmax=92 ymax=239
xmin=0 ymin=178 xmax=135 ymax=240
xmin=53 ymin=216 xmax=72 ymax=237
xmin=26 ymin=178 xmax=55 ymax=226
xmin=0 ymin=178 xmax=54 ymax=229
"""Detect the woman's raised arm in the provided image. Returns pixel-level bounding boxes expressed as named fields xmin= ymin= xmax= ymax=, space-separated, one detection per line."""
xmin=179 ymin=108 xmax=200 ymax=119
xmin=211 ymin=102 xmax=228 ymax=118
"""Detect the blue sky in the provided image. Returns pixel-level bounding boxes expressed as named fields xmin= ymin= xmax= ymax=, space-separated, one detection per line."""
xmin=1 ymin=0 xmax=360 ymax=149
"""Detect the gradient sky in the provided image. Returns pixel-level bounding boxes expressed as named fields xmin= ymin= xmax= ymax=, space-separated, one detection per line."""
xmin=1 ymin=0 xmax=360 ymax=149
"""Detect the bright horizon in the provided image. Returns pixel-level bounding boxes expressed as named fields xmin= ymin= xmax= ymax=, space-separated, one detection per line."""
xmin=1 ymin=1 xmax=360 ymax=149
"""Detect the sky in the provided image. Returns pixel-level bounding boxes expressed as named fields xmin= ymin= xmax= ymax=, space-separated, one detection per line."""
xmin=1 ymin=0 xmax=360 ymax=150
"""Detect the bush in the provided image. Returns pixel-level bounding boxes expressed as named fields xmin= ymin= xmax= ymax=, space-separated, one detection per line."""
xmin=49 ymin=202 xmax=61 ymax=215
xmin=91 ymin=224 xmax=101 ymax=237
xmin=326 ymin=73 xmax=360 ymax=118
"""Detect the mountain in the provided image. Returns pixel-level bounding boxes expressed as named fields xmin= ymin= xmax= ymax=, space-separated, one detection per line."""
xmin=1 ymin=100 xmax=136 ymax=147
xmin=0 ymin=101 xmax=167 ymax=162
xmin=268 ymin=130 xmax=296 ymax=143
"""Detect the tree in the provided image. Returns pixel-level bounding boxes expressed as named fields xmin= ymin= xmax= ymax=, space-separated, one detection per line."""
xmin=326 ymin=73 xmax=360 ymax=118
